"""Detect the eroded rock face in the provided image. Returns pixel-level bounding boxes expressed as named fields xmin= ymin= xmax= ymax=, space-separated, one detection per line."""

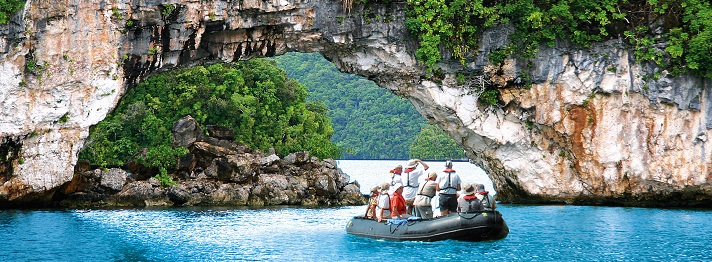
xmin=1 ymin=0 xmax=711 ymax=207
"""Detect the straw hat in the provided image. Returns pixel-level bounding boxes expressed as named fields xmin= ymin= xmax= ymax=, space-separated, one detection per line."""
xmin=462 ymin=183 xmax=476 ymax=195
xmin=406 ymin=159 xmax=419 ymax=168
xmin=370 ymin=185 xmax=381 ymax=193
xmin=379 ymin=182 xmax=391 ymax=194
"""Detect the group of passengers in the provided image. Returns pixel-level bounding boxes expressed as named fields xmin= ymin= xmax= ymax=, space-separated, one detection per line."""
xmin=364 ymin=159 xmax=496 ymax=222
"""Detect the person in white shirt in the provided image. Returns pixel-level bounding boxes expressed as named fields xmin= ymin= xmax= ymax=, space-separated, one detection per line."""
xmin=375 ymin=182 xmax=391 ymax=222
xmin=436 ymin=160 xmax=461 ymax=216
xmin=390 ymin=165 xmax=402 ymax=186
xmin=401 ymin=159 xmax=429 ymax=215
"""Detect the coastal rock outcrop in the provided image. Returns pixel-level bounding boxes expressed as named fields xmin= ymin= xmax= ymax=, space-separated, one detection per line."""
xmin=54 ymin=116 xmax=365 ymax=208
xmin=1 ymin=0 xmax=711 ymax=207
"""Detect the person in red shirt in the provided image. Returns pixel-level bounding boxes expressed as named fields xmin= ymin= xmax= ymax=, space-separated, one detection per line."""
xmin=390 ymin=183 xmax=409 ymax=219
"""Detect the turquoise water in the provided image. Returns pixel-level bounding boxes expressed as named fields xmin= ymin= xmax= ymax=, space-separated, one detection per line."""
xmin=1 ymin=160 xmax=711 ymax=261
xmin=2 ymin=205 xmax=711 ymax=261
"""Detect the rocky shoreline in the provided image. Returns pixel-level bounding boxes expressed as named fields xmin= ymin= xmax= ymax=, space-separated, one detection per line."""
xmin=49 ymin=116 xmax=366 ymax=208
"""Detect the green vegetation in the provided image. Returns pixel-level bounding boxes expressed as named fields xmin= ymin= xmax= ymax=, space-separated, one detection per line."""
xmin=0 ymin=0 xmax=24 ymax=24
xmin=162 ymin=4 xmax=175 ymax=16
xmin=80 ymin=59 xmax=341 ymax=173
xmin=58 ymin=113 xmax=70 ymax=124
xmin=155 ymin=169 xmax=176 ymax=188
xmin=273 ymin=52 xmax=466 ymax=160
xmin=148 ymin=46 xmax=159 ymax=55
xmin=405 ymin=0 xmax=712 ymax=78
xmin=273 ymin=53 xmax=428 ymax=159
xmin=409 ymin=125 xmax=466 ymax=160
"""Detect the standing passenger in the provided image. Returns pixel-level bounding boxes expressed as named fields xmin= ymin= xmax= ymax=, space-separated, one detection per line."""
xmin=436 ymin=160 xmax=461 ymax=216
xmin=457 ymin=183 xmax=484 ymax=213
xmin=390 ymin=165 xmax=403 ymax=186
xmin=376 ymin=182 xmax=391 ymax=222
xmin=476 ymin=184 xmax=497 ymax=210
xmin=401 ymin=159 xmax=429 ymax=215
xmin=414 ymin=171 xmax=438 ymax=219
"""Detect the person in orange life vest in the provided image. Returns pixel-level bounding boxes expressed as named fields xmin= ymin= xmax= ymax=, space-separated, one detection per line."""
xmin=436 ymin=160 xmax=461 ymax=216
xmin=363 ymin=185 xmax=381 ymax=219
xmin=389 ymin=183 xmax=409 ymax=219
xmin=376 ymin=182 xmax=391 ymax=222
xmin=476 ymin=183 xmax=497 ymax=210
xmin=457 ymin=183 xmax=484 ymax=213
xmin=401 ymin=159 xmax=429 ymax=215
xmin=390 ymin=165 xmax=403 ymax=186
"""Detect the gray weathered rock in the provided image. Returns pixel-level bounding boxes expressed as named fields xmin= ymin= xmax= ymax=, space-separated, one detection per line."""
xmin=172 ymin=116 xmax=203 ymax=148
xmin=100 ymin=168 xmax=128 ymax=192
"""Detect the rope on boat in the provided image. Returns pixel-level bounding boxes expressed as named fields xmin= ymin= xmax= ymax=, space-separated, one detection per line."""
xmin=389 ymin=224 xmax=400 ymax=234
xmin=457 ymin=212 xmax=481 ymax=220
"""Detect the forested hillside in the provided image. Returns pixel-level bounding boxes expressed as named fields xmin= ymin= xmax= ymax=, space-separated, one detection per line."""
xmin=273 ymin=53 xmax=430 ymax=159
xmin=273 ymin=53 xmax=467 ymax=160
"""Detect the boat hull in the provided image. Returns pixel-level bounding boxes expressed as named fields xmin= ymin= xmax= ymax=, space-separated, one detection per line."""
xmin=345 ymin=210 xmax=509 ymax=242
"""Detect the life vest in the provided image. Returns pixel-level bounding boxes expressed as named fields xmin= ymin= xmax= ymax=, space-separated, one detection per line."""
xmin=462 ymin=195 xmax=483 ymax=212
xmin=441 ymin=169 xmax=458 ymax=191
xmin=377 ymin=193 xmax=391 ymax=210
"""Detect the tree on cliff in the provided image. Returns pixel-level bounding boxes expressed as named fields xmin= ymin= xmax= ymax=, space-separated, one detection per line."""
xmin=79 ymin=59 xmax=342 ymax=170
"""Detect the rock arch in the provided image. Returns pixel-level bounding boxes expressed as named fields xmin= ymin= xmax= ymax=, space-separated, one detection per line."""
xmin=2 ymin=0 xmax=712 ymax=206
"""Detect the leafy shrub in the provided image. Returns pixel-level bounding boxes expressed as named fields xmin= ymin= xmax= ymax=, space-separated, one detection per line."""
xmin=0 ymin=0 xmax=24 ymax=24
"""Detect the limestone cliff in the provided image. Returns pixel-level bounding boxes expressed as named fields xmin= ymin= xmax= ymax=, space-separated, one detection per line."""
xmin=1 ymin=0 xmax=711 ymax=207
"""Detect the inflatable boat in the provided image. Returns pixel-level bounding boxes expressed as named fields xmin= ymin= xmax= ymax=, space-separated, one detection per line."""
xmin=345 ymin=210 xmax=509 ymax=242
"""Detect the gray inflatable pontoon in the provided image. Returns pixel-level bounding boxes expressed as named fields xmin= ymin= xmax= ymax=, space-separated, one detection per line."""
xmin=345 ymin=210 xmax=509 ymax=242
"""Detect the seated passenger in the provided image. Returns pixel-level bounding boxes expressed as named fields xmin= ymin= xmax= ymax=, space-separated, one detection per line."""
xmin=457 ymin=183 xmax=483 ymax=213
xmin=389 ymin=183 xmax=410 ymax=219
xmin=363 ymin=185 xmax=380 ymax=219
xmin=376 ymin=182 xmax=391 ymax=222
xmin=476 ymin=183 xmax=497 ymax=210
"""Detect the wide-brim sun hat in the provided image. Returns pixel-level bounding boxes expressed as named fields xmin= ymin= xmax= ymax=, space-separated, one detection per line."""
xmin=371 ymin=185 xmax=381 ymax=193
xmin=462 ymin=183 xmax=476 ymax=195
xmin=379 ymin=182 xmax=391 ymax=194
xmin=390 ymin=183 xmax=404 ymax=195
xmin=406 ymin=159 xmax=418 ymax=168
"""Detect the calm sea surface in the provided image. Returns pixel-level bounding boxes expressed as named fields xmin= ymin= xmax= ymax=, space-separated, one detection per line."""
xmin=1 ymin=160 xmax=711 ymax=261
